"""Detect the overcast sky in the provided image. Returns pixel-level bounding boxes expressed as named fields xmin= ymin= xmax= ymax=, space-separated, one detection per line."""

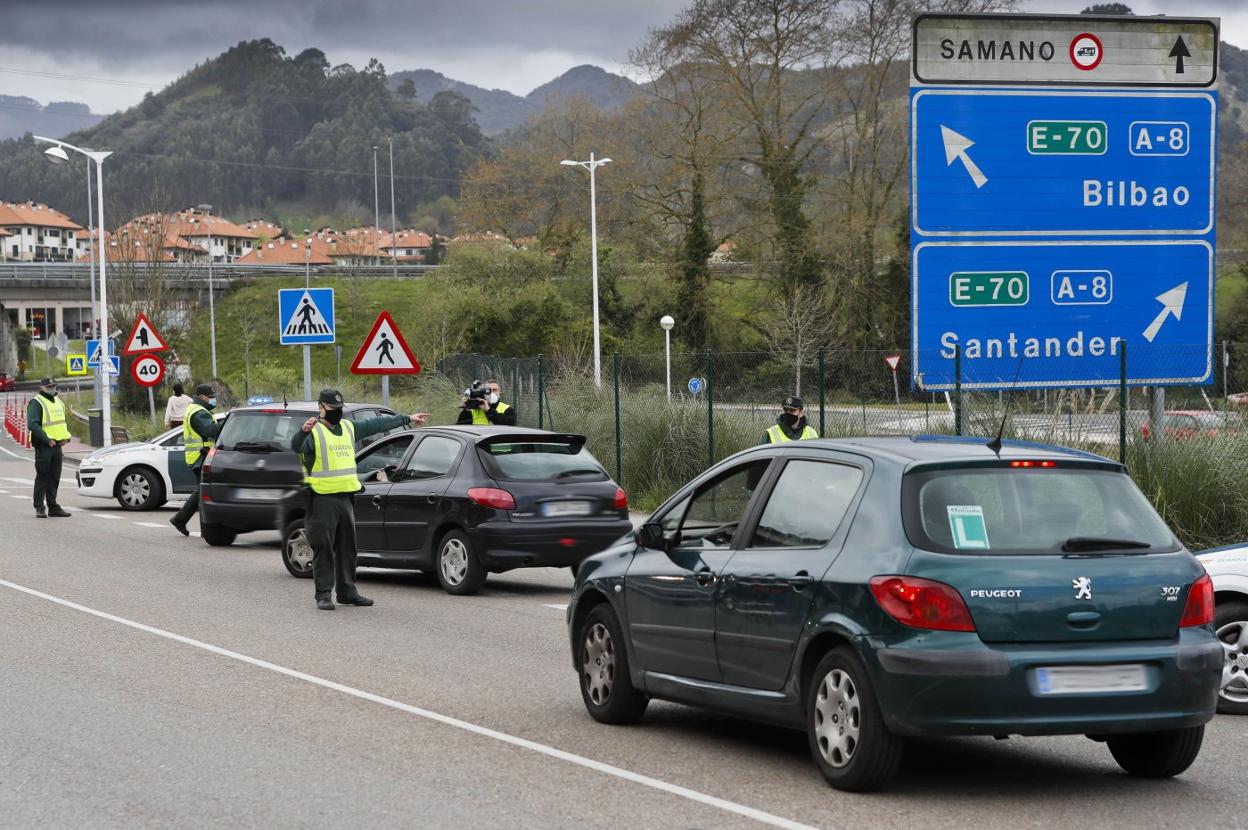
xmin=0 ymin=0 xmax=1243 ymax=114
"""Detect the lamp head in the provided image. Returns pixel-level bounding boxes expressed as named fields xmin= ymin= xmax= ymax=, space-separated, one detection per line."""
xmin=43 ymin=145 xmax=70 ymax=165
xmin=560 ymin=160 xmax=579 ymax=167
xmin=598 ymin=157 xmax=613 ymax=165
xmin=659 ymin=315 xmax=675 ymax=331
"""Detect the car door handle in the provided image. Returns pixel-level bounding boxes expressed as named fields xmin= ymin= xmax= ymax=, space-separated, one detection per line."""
xmin=424 ymin=494 xmax=439 ymax=504
xmin=371 ymin=495 xmax=384 ymax=510
xmin=695 ymin=569 xmax=717 ymax=587
xmin=788 ymin=571 xmax=814 ymax=591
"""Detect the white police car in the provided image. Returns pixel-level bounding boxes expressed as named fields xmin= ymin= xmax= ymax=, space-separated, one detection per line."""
xmin=1196 ymin=544 xmax=1248 ymax=715
xmin=76 ymin=415 xmax=225 ymax=511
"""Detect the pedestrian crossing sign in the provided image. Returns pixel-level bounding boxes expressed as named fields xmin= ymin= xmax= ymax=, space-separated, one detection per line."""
xmin=278 ymin=287 xmax=336 ymax=345
xmin=85 ymin=338 xmax=115 ymax=368
xmin=350 ymin=311 xmax=421 ymax=375
xmin=66 ymin=353 xmax=88 ymax=376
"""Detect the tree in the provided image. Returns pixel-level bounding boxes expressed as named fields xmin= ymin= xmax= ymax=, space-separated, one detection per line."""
xmin=396 ymin=78 xmax=417 ymax=99
xmin=755 ymin=283 xmax=834 ymax=396
xmin=1082 ymin=3 xmax=1132 ymax=14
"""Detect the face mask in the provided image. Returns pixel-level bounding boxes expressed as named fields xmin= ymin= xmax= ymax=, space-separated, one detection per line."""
xmin=488 ymin=392 xmax=500 ymax=405
xmin=779 ymin=412 xmax=800 ymax=429
xmin=322 ymin=408 xmax=343 ymax=425
xmin=207 ymin=397 xmax=217 ymax=408
xmin=44 ymin=389 xmax=57 ymax=398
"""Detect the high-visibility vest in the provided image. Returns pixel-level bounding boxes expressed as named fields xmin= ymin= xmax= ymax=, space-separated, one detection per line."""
xmin=183 ymin=402 xmax=212 ymax=465
xmin=307 ymin=420 xmax=361 ymax=495
xmin=470 ymin=401 xmax=510 ymax=426
xmin=766 ymin=423 xmax=819 ymax=444
xmin=34 ymin=395 xmax=70 ymax=442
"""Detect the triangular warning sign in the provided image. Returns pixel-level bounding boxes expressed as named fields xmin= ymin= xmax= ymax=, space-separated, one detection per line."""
xmin=884 ymin=354 xmax=902 ymax=372
xmin=351 ymin=311 xmax=421 ymax=375
xmin=123 ymin=313 xmax=168 ymax=354
xmin=282 ymin=290 xmax=333 ymax=338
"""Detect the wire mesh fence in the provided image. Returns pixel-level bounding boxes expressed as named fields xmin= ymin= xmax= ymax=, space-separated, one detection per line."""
xmin=431 ymin=345 xmax=1248 ymax=546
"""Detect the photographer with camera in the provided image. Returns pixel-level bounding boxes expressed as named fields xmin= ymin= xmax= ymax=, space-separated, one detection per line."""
xmin=456 ymin=378 xmax=517 ymax=426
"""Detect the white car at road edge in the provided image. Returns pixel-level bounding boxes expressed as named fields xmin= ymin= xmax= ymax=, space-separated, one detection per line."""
xmin=1196 ymin=544 xmax=1248 ymax=715
xmin=75 ymin=415 xmax=225 ymax=511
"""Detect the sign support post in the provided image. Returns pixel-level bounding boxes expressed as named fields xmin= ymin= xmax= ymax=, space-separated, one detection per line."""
xmin=148 ymin=387 xmax=156 ymax=426
xmin=303 ymin=346 xmax=312 ymax=402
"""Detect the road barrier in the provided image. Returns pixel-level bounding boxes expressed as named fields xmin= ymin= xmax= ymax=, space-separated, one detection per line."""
xmin=4 ymin=395 xmax=31 ymax=448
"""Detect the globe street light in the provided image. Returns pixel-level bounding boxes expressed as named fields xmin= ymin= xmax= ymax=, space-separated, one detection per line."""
xmin=660 ymin=315 xmax=675 ymax=400
xmin=561 ymin=153 xmax=611 ymax=388
xmin=35 ymin=135 xmax=114 ymax=446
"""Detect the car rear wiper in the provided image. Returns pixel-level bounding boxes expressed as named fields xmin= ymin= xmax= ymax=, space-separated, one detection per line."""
xmin=556 ymin=468 xmax=604 ymax=478
xmin=1060 ymin=536 xmax=1152 ymax=552
xmin=232 ymin=441 xmax=281 ymax=453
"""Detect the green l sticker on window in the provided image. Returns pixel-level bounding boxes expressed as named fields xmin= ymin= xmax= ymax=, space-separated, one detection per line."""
xmin=947 ymin=505 xmax=990 ymax=550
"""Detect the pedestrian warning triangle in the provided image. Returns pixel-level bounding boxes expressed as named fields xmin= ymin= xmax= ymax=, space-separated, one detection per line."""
xmin=124 ymin=313 xmax=168 ymax=354
xmin=282 ymin=290 xmax=334 ymax=338
xmin=350 ymin=311 xmax=421 ymax=375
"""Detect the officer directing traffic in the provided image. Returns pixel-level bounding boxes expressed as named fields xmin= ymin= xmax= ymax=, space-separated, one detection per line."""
xmin=291 ymin=389 xmax=428 ymax=610
xmin=763 ymin=395 xmax=819 ymax=444
xmin=28 ymin=377 xmax=71 ymax=518
xmin=170 ymin=384 xmax=221 ymax=536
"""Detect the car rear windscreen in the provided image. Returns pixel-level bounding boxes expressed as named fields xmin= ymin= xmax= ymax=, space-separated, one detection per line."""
xmin=902 ymin=466 xmax=1176 ymax=554
xmin=217 ymin=412 xmax=306 ymax=451
xmin=478 ymin=442 xmax=608 ymax=481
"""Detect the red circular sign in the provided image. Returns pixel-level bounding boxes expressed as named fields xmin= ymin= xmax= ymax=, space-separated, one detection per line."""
xmin=1069 ymin=33 xmax=1103 ymax=71
xmin=131 ymin=354 xmax=165 ymax=387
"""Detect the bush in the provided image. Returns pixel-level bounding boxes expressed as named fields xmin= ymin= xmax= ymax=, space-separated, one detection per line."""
xmin=1125 ymin=436 xmax=1248 ymax=550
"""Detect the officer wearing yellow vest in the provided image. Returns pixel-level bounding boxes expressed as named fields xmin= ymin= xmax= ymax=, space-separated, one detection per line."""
xmin=763 ymin=395 xmax=819 ymax=445
xmin=456 ymin=379 xmax=517 ymax=426
xmin=170 ymin=384 xmax=222 ymax=536
xmin=292 ymin=389 xmax=428 ymax=611
xmin=28 ymin=377 xmax=71 ymax=518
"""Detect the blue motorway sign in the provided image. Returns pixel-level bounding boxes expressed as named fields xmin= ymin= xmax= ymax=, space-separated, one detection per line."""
xmin=278 ymin=288 xmax=335 ymax=345
xmin=912 ymin=240 xmax=1212 ymax=389
xmin=911 ymin=89 xmax=1216 ymax=237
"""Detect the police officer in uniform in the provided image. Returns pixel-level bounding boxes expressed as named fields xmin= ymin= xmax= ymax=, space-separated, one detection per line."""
xmin=291 ymin=390 xmax=428 ymax=610
xmin=28 ymin=377 xmax=71 ymax=518
xmin=456 ymin=378 xmax=517 ymax=426
xmin=170 ymin=384 xmax=222 ymax=536
xmin=763 ymin=395 xmax=819 ymax=444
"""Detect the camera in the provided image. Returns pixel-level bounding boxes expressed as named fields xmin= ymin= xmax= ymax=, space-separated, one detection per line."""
xmin=462 ymin=379 xmax=489 ymax=409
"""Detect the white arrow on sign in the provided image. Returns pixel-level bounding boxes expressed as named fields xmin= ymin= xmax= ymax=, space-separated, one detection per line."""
xmin=940 ymin=125 xmax=988 ymax=189
xmin=1142 ymin=282 xmax=1188 ymax=343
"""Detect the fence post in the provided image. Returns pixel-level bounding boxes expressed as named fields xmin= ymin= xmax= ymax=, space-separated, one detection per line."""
xmin=537 ymin=353 xmax=544 ymax=430
xmin=706 ymin=349 xmax=715 ymax=468
xmin=613 ymin=352 xmax=622 ymax=485
xmin=817 ymin=348 xmax=826 ymax=436
xmin=954 ymin=345 xmax=962 ymax=436
xmin=1119 ymin=341 xmax=1128 ymax=463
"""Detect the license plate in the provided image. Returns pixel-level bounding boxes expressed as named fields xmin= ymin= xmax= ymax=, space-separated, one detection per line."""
xmin=235 ymin=487 xmax=284 ymax=501
xmin=1034 ymin=664 xmax=1148 ymax=695
xmin=542 ymin=501 xmax=593 ymax=517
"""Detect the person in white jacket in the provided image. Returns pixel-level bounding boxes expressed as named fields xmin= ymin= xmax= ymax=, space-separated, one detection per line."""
xmin=164 ymin=383 xmax=192 ymax=430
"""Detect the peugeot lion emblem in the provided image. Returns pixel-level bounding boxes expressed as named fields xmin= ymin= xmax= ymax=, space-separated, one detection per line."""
xmin=1072 ymin=577 xmax=1093 ymax=600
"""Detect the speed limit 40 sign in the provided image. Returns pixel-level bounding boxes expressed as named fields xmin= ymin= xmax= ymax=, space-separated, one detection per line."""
xmin=131 ymin=354 xmax=165 ymax=387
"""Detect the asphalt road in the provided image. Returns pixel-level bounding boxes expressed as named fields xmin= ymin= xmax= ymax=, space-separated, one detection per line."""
xmin=0 ymin=445 xmax=1244 ymax=830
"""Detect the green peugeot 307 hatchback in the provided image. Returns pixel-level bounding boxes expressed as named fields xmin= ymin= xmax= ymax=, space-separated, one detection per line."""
xmin=567 ymin=437 xmax=1222 ymax=792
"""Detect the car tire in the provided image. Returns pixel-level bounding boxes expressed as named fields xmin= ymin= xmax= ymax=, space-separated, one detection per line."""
xmin=577 ymin=603 xmax=648 ymax=725
xmin=115 ymin=466 xmax=166 ymax=511
xmin=200 ymin=523 xmax=237 ymax=547
xmin=281 ymin=518 xmax=314 ymax=579
xmin=1107 ymin=726 xmax=1204 ymax=778
xmin=1215 ymin=600 xmax=1248 ymax=715
xmin=435 ymin=529 xmax=487 ymax=595
xmin=806 ymin=646 xmax=904 ymax=792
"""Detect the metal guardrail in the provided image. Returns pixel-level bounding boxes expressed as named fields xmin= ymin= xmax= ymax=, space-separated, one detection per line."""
xmin=0 ymin=262 xmax=442 ymax=281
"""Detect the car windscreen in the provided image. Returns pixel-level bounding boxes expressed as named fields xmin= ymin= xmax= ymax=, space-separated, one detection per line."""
xmin=216 ymin=411 xmax=306 ymax=451
xmin=477 ymin=441 xmax=608 ymax=482
xmin=901 ymin=465 xmax=1177 ymax=555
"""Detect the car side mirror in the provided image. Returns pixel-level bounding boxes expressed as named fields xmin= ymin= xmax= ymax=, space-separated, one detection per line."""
xmin=637 ymin=521 xmax=670 ymax=552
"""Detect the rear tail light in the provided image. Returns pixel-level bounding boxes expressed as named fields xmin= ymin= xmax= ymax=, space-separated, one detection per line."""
xmin=614 ymin=487 xmax=628 ymax=510
xmin=869 ymin=575 xmax=976 ymax=632
xmin=467 ymin=487 xmax=516 ymax=510
xmin=201 ymin=447 xmax=216 ymax=473
xmin=1180 ymin=573 xmax=1215 ymax=627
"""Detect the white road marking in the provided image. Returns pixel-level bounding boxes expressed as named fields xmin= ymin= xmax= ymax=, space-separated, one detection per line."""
xmin=189 ymin=531 xmax=201 ymax=538
xmin=90 ymin=514 xmax=123 ymax=520
xmin=9 ymin=495 xmax=25 ymax=500
xmin=4 ymin=477 xmax=35 ymax=485
xmin=0 ymin=578 xmax=821 ymax=830
xmin=0 ymin=443 xmax=31 ymax=461
xmin=543 ymin=604 xmax=569 ymax=612
xmin=134 ymin=522 xmax=170 ymax=529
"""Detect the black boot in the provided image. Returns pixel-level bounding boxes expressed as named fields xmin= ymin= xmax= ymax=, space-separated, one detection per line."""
xmin=48 ymin=507 xmax=71 ymax=518
xmin=338 ymin=594 xmax=374 ymax=606
xmin=316 ymin=597 xmax=335 ymax=611
xmin=170 ymin=517 xmax=189 ymax=536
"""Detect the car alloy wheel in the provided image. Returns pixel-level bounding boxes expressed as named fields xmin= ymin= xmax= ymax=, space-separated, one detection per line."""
xmin=814 ymin=668 xmax=861 ymax=768
xmin=287 ymin=527 xmax=314 ymax=575
xmin=440 ymin=538 xmax=469 ymax=586
xmin=119 ymin=472 xmax=151 ymax=508
xmin=1217 ymin=618 xmax=1248 ymax=707
xmin=582 ymin=622 xmax=616 ymax=706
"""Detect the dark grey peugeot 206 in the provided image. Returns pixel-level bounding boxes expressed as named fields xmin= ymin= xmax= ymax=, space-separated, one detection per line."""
xmin=566 ymin=436 xmax=1222 ymax=792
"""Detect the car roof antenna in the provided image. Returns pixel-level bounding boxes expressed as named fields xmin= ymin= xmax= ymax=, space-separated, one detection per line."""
xmin=986 ymin=357 xmax=1025 ymax=457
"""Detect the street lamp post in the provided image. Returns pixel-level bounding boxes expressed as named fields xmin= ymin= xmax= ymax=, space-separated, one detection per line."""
xmin=660 ymin=315 xmax=675 ymax=400
xmin=373 ymin=145 xmax=381 ymax=267
xmin=207 ymin=233 xmax=217 ymax=378
xmin=388 ymin=138 xmax=398 ymax=280
xmin=36 ymin=135 xmax=113 ymax=445
xmin=560 ymin=153 xmax=612 ymax=388
xmin=84 ymin=156 xmax=100 ymax=408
